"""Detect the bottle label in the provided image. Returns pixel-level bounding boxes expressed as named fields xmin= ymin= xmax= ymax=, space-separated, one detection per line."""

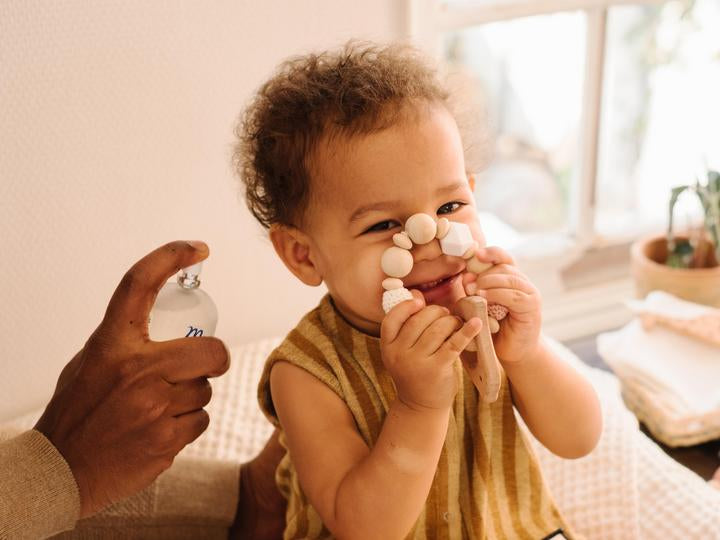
xmin=185 ymin=326 xmax=205 ymax=337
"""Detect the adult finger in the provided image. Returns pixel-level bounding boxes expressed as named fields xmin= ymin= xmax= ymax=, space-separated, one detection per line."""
xmin=415 ymin=315 xmax=463 ymax=354
xmin=394 ymin=305 xmax=450 ymax=349
xmin=101 ymin=241 xmax=209 ymax=339
xmin=380 ymin=291 xmax=425 ymax=344
xmin=151 ymin=337 xmax=230 ymax=383
xmin=165 ymin=378 xmax=213 ymax=417
xmin=172 ymin=408 xmax=211 ymax=450
xmin=439 ymin=318 xmax=483 ymax=358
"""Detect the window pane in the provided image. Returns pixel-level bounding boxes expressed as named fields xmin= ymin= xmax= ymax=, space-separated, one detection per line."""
xmin=443 ymin=12 xmax=586 ymax=234
xmin=596 ymin=0 xmax=720 ymax=237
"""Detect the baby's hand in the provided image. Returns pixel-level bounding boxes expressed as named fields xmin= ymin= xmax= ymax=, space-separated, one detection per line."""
xmin=463 ymin=246 xmax=542 ymax=364
xmin=380 ymin=291 xmax=482 ymax=412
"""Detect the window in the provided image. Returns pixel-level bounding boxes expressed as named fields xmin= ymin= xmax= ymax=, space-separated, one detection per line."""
xmin=444 ymin=12 xmax=586 ymax=235
xmin=407 ymin=0 xmax=720 ymax=338
xmin=410 ymin=0 xmax=720 ymax=250
xmin=596 ymin=1 xmax=720 ymax=238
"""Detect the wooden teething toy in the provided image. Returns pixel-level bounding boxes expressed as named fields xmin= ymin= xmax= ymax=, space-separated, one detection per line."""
xmin=380 ymin=213 xmax=509 ymax=402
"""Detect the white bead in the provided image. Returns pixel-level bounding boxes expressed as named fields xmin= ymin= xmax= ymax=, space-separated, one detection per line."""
xmin=381 ymin=247 xmax=414 ymax=278
xmin=392 ymin=232 xmax=412 ymax=250
xmin=436 ymin=217 xmax=450 ymax=239
xmin=405 ymin=213 xmax=437 ymax=245
xmin=382 ymin=277 xmax=404 ymax=290
xmin=382 ymin=287 xmax=414 ymax=313
xmin=439 ymin=222 xmax=475 ymax=257
xmin=466 ymin=257 xmax=493 ymax=274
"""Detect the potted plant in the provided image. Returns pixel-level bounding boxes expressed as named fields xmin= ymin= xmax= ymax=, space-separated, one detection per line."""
xmin=631 ymin=169 xmax=720 ymax=307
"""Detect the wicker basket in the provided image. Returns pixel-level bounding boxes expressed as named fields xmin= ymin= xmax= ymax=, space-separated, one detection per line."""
xmin=630 ymin=234 xmax=720 ymax=308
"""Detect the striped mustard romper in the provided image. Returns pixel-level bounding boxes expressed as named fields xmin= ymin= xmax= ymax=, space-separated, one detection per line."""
xmin=258 ymin=295 xmax=578 ymax=539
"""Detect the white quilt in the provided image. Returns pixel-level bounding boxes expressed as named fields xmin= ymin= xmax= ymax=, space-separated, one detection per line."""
xmin=5 ymin=337 xmax=719 ymax=539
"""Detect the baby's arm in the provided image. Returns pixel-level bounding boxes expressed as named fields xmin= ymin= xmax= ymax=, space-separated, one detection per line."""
xmin=501 ymin=341 xmax=602 ymax=458
xmin=466 ymin=246 xmax=602 ymax=458
xmin=271 ymin=297 xmax=481 ymax=539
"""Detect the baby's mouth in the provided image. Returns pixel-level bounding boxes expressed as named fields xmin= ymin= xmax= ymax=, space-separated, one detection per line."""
xmin=406 ymin=271 xmax=463 ymax=299
xmin=413 ymin=274 xmax=456 ymax=291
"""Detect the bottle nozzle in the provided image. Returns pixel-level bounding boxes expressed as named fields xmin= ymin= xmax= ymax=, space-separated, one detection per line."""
xmin=178 ymin=262 xmax=202 ymax=289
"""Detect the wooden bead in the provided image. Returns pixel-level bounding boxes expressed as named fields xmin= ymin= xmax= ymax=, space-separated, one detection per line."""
xmin=466 ymin=257 xmax=493 ymax=274
xmin=392 ymin=232 xmax=412 ymax=250
xmin=462 ymin=241 xmax=478 ymax=260
xmin=488 ymin=318 xmax=500 ymax=334
xmin=381 ymin=246 xmax=414 ymax=278
xmin=436 ymin=217 xmax=450 ymax=239
xmin=405 ymin=213 xmax=437 ymax=245
xmin=382 ymin=277 xmax=404 ymax=290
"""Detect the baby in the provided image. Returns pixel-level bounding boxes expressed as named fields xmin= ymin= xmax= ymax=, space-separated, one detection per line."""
xmin=236 ymin=43 xmax=602 ymax=539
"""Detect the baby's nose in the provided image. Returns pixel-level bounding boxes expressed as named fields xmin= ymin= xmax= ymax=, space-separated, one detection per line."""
xmin=412 ymin=238 xmax=443 ymax=263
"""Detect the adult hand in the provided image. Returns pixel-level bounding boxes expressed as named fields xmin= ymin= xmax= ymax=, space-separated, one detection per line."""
xmin=230 ymin=429 xmax=287 ymax=539
xmin=34 ymin=240 xmax=230 ymax=518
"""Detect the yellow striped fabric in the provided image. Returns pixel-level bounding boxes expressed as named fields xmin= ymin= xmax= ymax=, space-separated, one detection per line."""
xmin=258 ymin=295 xmax=578 ymax=539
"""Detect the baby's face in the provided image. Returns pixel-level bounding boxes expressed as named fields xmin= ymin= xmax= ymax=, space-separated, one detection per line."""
xmin=303 ymin=104 xmax=485 ymax=336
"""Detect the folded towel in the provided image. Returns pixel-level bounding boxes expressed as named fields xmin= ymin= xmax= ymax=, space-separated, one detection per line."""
xmin=597 ymin=291 xmax=720 ymax=445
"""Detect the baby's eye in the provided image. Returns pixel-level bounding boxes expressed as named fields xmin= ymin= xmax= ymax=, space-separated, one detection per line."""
xmin=363 ymin=220 xmax=400 ymax=234
xmin=437 ymin=201 xmax=465 ymax=215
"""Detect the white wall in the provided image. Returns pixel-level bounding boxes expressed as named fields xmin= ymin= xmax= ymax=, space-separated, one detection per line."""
xmin=0 ymin=1 xmax=406 ymax=421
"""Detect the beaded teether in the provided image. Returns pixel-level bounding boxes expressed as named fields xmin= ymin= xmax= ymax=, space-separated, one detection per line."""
xmin=379 ymin=213 xmax=508 ymax=402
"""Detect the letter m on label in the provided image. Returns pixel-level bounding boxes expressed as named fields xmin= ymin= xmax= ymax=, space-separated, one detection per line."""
xmin=185 ymin=326 xmax=204 ymax=337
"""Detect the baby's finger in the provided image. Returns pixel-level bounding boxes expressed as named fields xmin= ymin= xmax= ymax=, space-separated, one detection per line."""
xmin=478 ymin=288 xmax=539 ymax=314
xmin=395 ymin=305 xmax=451 ymax=349
xmin=472 ymin=273 xmax=536 ymax=296
xmin=415 ymin=315 xmax=463 ymax=354
xmin=474 ymin=246 xmax=515 ymax=266
xmin=439 ymin=318 xmax=483 ymax=358
xmin=380 ymin=293 xmax=425 ymax=345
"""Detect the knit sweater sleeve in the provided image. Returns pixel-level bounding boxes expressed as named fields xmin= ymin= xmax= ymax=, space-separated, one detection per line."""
xmin=53 ymin=457 xmax=239 ymax=539
xmin=0 ymin=429 xmax=80 ymax=539
xmin=1 ymin=428 xmax=239 ymax=539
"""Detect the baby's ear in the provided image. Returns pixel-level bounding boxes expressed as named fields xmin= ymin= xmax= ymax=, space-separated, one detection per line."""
xmin=269 ymin=224 xmax=323 ymax=287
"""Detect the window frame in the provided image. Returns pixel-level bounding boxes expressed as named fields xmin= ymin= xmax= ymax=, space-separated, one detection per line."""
xmin=405 ymin=0 xmax=671 ymax=339
xmin=405 ymin=0 xmax=666 ymax=252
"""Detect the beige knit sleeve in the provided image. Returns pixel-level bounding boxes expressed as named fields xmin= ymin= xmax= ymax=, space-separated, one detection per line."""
xmin=0 ymin=429 xmax=81 ymax=540
xmin=51 ymin=457 xmax=239 ymax=539
xmin=1 ymin=427 xmax=238 ymax=539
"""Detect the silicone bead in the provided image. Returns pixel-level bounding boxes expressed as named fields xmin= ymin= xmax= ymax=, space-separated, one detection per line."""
xmin=488 ymin=303 xmax=509 ymax=321
xmin=382 ymin=287 xmax=414 ymax=313
xmin=439 ymin=222 xmax=475 ymax=257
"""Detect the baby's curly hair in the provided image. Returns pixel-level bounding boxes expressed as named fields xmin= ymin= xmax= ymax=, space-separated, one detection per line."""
xmin=234 ymin=42 xmax=449 ymax=229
